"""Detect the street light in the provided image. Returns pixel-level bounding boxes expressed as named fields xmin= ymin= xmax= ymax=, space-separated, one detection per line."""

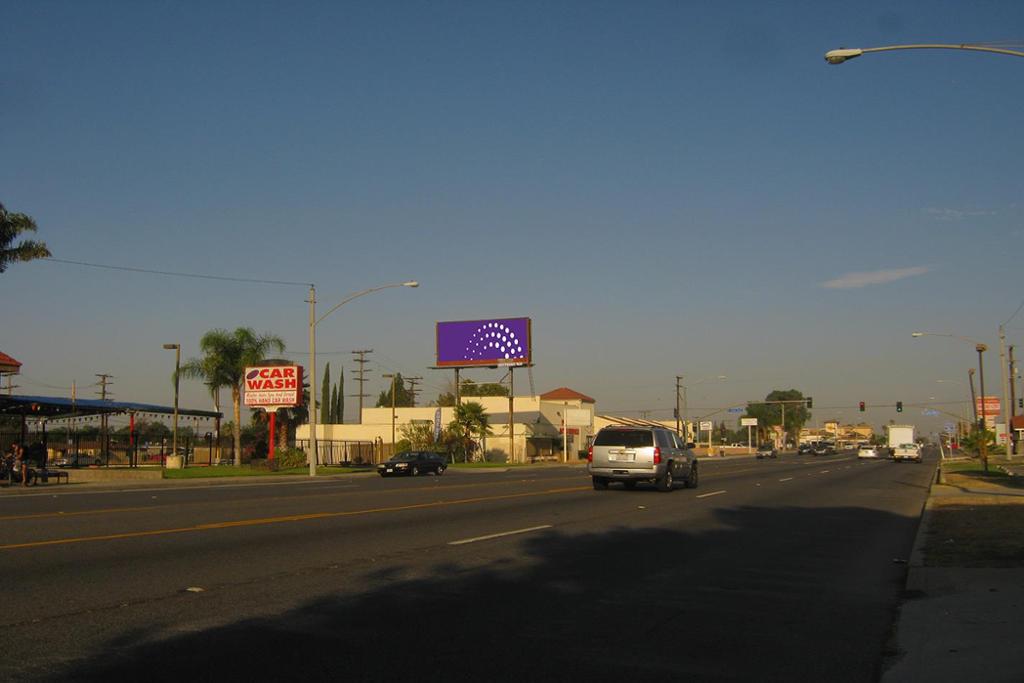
xmin=676 ymin=375 xmax=726 ymax=443
xmin=914 ymin=332 xmax=991 ymax=470
xmin=162 ymin=343 xmax=181 ymax=468
xmin=382 ymin=373 xmax=397 ymax=451
xmin=825 ymin=43 xmax=1024 ymax=64
xmin=307 ymin=281 xmax=418 ymax=477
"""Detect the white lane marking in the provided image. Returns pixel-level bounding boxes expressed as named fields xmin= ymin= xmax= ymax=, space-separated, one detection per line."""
xmin=448 ymin=524 xmax=552 ymax=546
xmin=696 ymin=490 xmax=727 ymax=499
xmin=779 ymin=477 xmax=794 ymax=482
xmin=820 ymin=470 xmax=830 ymax=474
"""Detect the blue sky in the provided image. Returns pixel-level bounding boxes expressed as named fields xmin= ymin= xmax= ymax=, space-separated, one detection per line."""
xmin=3 ymin=1 xmax=1023 ymax=435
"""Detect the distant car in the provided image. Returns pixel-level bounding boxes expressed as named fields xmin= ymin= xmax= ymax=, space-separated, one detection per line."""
xmin=892 ymin=443 xmax=922 ymax=463
xmin=53 ymin=452 xmax=103 ymax=468
xmin=377 ymin=451 xmax=447 ymax=477
xmin=756 ymin=443 xmax=777 ymax=459
xmin=813 ymin=442 xmax=835 ymax=456
xmin=857 ymin=445 xmax=881 ymax=459
xmin=588 ymin=426 xmax=698 ymax=492
xmin=797 ymin=443 xmax=814 ymax=455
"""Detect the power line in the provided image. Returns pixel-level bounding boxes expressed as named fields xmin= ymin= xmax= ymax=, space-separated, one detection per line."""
xmin=43 ymin=258 xmax=311 ymax=287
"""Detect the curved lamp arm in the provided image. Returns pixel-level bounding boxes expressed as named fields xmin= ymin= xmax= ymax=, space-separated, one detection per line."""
xmin=316 ymin=281 xmax=418 ymax=326
xmin=826 ymin=44 xmax=1024 ymax=64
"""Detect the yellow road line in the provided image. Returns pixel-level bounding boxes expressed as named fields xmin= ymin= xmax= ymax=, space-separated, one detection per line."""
xmin=0 ymin=475 xmax=585 ymax=524
xmin=0 ymin=485 xmax=589 ymax=551
xmin=0 ymin=507 xmax=153 ymax=522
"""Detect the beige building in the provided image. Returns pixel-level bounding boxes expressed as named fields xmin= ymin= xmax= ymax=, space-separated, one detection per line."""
xmin=296 ymin=387 xmax=597 ymax=464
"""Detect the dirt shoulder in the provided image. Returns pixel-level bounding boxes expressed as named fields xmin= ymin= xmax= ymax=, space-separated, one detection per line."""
xmin=923 ymin=461 xmax=1024 ymax=568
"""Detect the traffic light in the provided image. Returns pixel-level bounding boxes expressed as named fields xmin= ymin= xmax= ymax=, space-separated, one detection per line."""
xmin=806 ymin=397 xmax=813 ymax=409
xmin=896 ymin=401 xmax=903 ymax=413
xmin=1019 ymin=398 xmax=1023 ymax=410
xmin=859 ymin=401 xmax=865 ymax=412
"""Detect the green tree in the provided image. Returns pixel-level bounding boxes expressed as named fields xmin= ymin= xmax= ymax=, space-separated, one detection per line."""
xmin=434 ymin=391 xmax=456 ymax=407
xmin=400 ymin=421 xmax=442 ymax=450
xmin=0 ymin=202 xmax=51 ymax=273
xmin=459 ymin=379 xmax=509 ymax=397
xmin=376 ymin=373 xmax=414 ymax=407
xmin=321 ymin=363 xmax=331 ymax=424
xmin=334 ymin=368 xmax=344 ymax=423
xmin=180 ymin=327 xmax=285 ymax=466
xmin=447 ymin=401 xmax=493 ymax=462
xmin=745 ymin=389 xmax=810 ymax=445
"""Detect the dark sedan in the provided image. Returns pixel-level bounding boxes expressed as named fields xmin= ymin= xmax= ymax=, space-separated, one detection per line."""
xmin=377 ymin=451 xmax=447 ymax=477
xmin=812 ymin=442 xmax=836 ymax=456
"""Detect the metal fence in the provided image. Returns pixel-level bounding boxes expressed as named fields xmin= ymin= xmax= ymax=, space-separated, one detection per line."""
xmin=295 ymin=439 xmax=384 ymax=466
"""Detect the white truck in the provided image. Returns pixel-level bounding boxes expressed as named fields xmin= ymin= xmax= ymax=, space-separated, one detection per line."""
xmin=887 ymin=425 xmax=920 ymax=462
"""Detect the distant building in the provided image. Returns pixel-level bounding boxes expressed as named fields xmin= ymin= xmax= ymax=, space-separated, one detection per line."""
xmin=295 ymin=387 xmax=597 ymax=463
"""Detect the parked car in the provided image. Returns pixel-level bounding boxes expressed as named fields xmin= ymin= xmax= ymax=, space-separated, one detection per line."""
xmin=377 ymin=451 xmax=447 ymax=477
xmin=892 ymin=443 xmax=922 ymax=463
xmin=53 ymin=452 xmax=103 ymax=468
xmin=756 ymin=443 xmax=778 ymax=459
xmin=587 ymin=426 xmax=697 ymax=492
xmin=857 ymin=444 xmax=881 ymax=460
xmin=797 ymin=443 xmax=814 ymax=455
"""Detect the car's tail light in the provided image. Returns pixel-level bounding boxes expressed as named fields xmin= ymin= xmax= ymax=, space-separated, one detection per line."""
xmin=587 ymin=446 xmax=593 ymax=462
xmin=653 ymin=447 xmax=661 ymax=464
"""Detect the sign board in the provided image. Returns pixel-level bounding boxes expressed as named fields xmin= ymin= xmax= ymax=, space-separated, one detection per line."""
xmin=243 ymin=365 xmax=303 ymax=408
xmin=740 ymin=417 xmax=758 ymax=427
xmin=434 ymin=408 xmax=442 ymax=442
xmin=975 ymin=395 xmax=1001 ymax=417
xmin=922 ymin=409 xmax=939 ymax=417
xmin=699 ymin=421 xmax=713 ymax=431
xmin=727 ymin=407 xmax=744 ymax=414
xmin=944 ymin=422 xmax=955 ymax=433
xmin=564 ymin=408 xmax=591 ymax=427
xmin=558 ymin=427 xmax=580 ymax=435
xmin=436 ymin=318 xmax=531 ymax=367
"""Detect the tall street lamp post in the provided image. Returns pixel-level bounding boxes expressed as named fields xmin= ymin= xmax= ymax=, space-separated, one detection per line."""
xmin=382 ymin=373 xmax=397 ymax=451
xmin=913 ymin=332 xmax=990 ymax=471
xmin=307 ymin=281 xmax=418 ymax=477
xmin=162 ymin=343 xmax=181 ymax=467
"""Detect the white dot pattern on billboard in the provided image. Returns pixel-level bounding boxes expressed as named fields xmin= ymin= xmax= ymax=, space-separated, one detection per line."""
xmin=463 ymin=322 xmax=523 ymax=361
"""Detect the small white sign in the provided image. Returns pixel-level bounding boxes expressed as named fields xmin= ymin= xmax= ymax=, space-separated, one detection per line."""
xmin=565 ymin=408 xmax=591 ymax=427
xmin=699 ymin=421 xmax=713 ymax=431
xmin=741 ymin=417 xmax=758 ymax=427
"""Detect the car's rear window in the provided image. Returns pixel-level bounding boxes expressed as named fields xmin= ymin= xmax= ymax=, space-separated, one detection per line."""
xmin=594 ymin=429 xmax=653 ymax=448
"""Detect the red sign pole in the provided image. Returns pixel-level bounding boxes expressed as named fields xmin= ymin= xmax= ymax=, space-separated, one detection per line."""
xmin=268 ymin=410 xmax=276 ymax=462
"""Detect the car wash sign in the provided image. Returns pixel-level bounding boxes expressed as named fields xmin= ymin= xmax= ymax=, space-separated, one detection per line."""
xmin=244 ymin=365 xmax=303 ymax=408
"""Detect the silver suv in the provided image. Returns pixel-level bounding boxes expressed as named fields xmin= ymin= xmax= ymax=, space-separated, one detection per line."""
xmin=588 ymin=426 xmax=698 ymax=492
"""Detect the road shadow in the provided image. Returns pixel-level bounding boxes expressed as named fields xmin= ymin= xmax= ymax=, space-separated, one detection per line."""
xmin=44 ymin=504 xmax=920 ymax=682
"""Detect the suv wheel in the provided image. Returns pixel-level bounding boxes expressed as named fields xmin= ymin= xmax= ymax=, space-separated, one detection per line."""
xmin=685 ymin=463 xmax=699 ymax=489
xmin=592 ymin=476 xmax=609 ymax=490
xmin=656 ymin=465 xmax=674 ymax=492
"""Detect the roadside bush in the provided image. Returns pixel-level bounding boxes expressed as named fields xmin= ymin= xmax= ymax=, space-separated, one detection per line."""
xmin=395 ymin=439 xmax=412 ymax=454
xmin=270 ymin=447 xmax=307 ymax=470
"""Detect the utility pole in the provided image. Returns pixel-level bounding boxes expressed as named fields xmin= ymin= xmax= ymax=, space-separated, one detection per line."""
xmin=96 ymin=373 xmax=113 ymax=461
xmin=675 ymin=376 xmax=683 ymax=437
xmin=350 ymin=349 xmax=373 ymax=424
xmin=999 ymin=325 xmax=1010 ymax=452
xmin=406 ymin=376 xmax=423 ymax=407
xmin=1010 ymin=345 xmax=1017 ymax=456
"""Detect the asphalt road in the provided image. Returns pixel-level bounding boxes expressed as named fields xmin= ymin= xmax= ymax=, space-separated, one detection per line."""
xmin=0 ymin=452 xmax=935 ymax=681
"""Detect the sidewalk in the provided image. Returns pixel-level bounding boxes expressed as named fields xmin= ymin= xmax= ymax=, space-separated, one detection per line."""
xmin=882 ymin=458 xmax=1024 ymax=682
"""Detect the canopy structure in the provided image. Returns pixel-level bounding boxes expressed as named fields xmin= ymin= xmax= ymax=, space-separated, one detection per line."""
xmin=0 ymin=394 xmax=221 ymax=420
xmin=0 ymin=351 xmax=21 ymax=376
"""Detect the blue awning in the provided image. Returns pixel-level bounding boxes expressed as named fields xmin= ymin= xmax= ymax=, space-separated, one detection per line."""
xmin=0 ymin=394 xmax=221 ymax=419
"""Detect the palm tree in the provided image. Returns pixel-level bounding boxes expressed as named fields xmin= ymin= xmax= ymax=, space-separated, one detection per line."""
xmin=1 ymin=202 xmax=51 ymax=273
xmin=180 ymin=328 xmax=285 ymax=466
xmin=448 ymin=401 xmax=493 ymax=462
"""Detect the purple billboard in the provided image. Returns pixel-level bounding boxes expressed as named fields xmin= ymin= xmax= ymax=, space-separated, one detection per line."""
xmin=436 ymin=317 xmax=532 ymax=367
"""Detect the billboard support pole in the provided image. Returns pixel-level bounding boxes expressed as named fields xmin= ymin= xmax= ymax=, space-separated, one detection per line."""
xmin=454 ymin=368 xmax=460 ymax=406
xmin=509 ymin=367 xmax=514 ymax=463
